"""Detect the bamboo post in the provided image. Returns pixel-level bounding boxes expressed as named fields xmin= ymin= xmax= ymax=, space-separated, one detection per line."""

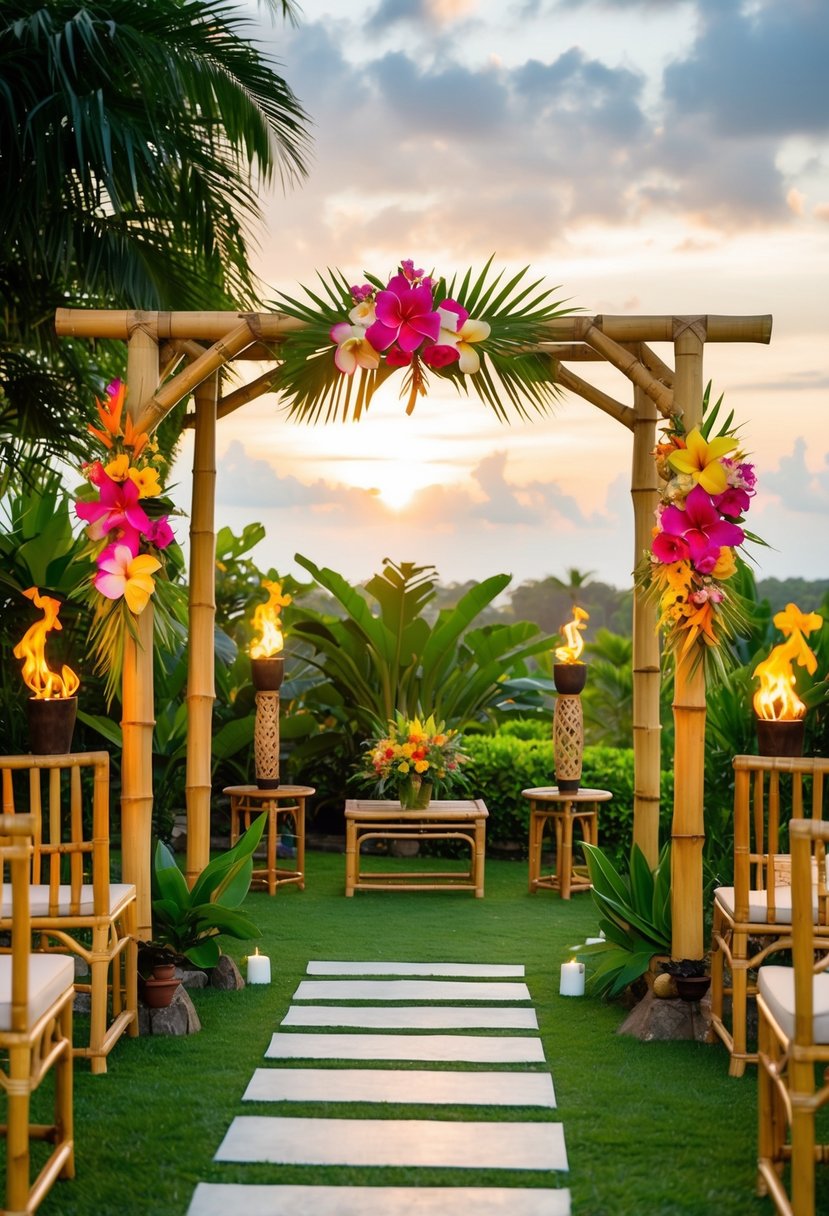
xmin=185 ymin=373 xmax=218 ymax=887
xmin=670 ymin=318 xmax=707 ymax=960
xmin=121 ymin=326 xmax=159 ymax=938
xmin=631 ymin=371 xmax=662 ymax=866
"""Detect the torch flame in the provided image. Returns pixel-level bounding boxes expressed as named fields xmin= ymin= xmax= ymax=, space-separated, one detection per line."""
xmin=250 ymin=579 xmax=291 ymax=659
xmin=555 ymin=605 xmax=590 ymax=664
xmin=13 ymin=587 xmax=80 ymax=699
xmin=752 ymin=602 xmax=822 ymax=721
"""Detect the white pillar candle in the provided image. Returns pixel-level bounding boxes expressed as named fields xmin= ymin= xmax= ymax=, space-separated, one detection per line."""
xmin=559 ymin=959 xmax=585 ymax=997
xmin=247 ymin=949 xmax=271 ymax=985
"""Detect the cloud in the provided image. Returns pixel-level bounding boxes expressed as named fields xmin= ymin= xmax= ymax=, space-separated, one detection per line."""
xmin=663 ymin=2 xmax=829 ymax=140
xmin=762 ymin=437 xmax=829 ymax=515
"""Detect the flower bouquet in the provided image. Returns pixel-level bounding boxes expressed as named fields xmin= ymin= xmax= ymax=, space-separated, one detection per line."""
xmin=358 ymin=712 xmax=471 ymax=809
xmin=74 ymin=379 xmax=183 ymax=702
xmin=637 ymin=386 xmax=760 ymax=678
xmin=272 ymin=257 xmax=572 ymax=422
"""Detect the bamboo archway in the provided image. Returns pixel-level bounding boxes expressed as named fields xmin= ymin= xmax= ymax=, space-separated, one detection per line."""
xmin=55 ymin=305 xmax=772 ymax=955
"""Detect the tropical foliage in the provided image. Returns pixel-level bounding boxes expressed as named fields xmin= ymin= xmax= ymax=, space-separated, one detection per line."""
xmin=0 ymin=0 xmax=309 ymax=479
xmin=272 ymin=258 xmax=572 ymax=422
xmin=575 ymin=842 xmax=672 ymax=998
xmin=151 ymin=812 xmax=267 ymax=969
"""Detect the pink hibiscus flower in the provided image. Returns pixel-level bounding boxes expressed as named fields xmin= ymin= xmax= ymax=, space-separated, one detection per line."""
xmin=75 ymin=471 xmax=150 ymax=542
xmin=658 ymin=484 xmax=745 ymax=574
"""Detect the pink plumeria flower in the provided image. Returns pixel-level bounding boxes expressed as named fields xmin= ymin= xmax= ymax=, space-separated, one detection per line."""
xmin=94 ymin=542 xmax=162 ymax=614
xmin=365 ymin=274 xmax=440 ymax=353
xmin=330 ymin=322 xmax=381 ymax=374
xmin=428 ymin=298 xmax=491 ymax=373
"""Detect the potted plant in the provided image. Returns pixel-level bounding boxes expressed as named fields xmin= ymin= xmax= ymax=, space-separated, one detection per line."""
xmin=150 ymin=811 xmax=267 ymax=971
xmin=137 ymin=944 xmax=181 ymax=1009
xmin=659 ymin=958 xmax=711 ymax=1002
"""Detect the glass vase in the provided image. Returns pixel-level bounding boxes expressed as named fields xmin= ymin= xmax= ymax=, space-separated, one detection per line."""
xmin=398 ymin=775 xmax=433 ymax=810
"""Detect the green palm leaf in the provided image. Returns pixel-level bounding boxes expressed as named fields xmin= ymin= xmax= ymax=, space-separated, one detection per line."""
xmin=271 ymin=260 xmax=574 ymax=422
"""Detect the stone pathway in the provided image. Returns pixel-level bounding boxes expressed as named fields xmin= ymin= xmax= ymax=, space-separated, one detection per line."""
xmin=187 ymin=960 xmax=571 ymax=1216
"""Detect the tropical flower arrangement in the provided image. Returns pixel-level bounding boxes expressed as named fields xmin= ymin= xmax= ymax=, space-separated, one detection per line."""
xmin=272 ymin=257 xmax=572 ymax=422
xmin=74 ymin=379 xmax=182 ymax=702
xmin=358 ymin=712 xmax=471 ymax=808
xmin=638 ymin=387 xmax=759 ymax=677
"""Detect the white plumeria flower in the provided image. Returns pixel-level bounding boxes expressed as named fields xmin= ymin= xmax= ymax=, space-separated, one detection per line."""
xmin=330 ymin=322 xmax=381 ymax=374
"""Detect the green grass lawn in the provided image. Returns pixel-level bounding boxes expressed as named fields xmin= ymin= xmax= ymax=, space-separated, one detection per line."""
xmin=18 ymin=850 xmax=827 ymax=1215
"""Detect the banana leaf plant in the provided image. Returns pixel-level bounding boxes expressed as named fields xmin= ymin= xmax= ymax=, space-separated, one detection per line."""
xmin=287 ymin=555 xmax=556 ymax=761
xmin=150 ymin=811 xmax=267 ymax=969
xmin=574 ymin=841 xmax=672 ymax=999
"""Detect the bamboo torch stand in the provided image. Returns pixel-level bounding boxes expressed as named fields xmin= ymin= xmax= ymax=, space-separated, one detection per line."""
xmin=251 ymin=657 xmax=284 ymax=790
xmin=553 ymin=663 xmax=587 ymax=792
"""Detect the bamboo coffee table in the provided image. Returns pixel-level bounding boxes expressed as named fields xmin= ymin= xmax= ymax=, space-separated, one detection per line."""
xmin=344 ymin=798 xmax=489 ymax=898
xmin=522 ymin=786 xmax=612 ymax=898
xmin=223 ymin=785 xmax=314 ymax=895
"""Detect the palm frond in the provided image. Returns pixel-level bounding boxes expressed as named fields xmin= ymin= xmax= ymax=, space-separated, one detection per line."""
xmin=270 ymin=259 xmax=576 ymax=423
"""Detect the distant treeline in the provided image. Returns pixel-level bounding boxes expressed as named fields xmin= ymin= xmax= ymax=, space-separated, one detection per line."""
xmin=431 ymin=573 xmax=829 ymax=639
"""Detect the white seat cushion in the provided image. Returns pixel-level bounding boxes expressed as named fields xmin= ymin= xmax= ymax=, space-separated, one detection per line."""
xmin=0 ymin=954 xmax=75 ymax=1030
xmin=713 ymin=884 xmax=819 ymax=925
xmin=758 ymin=965 xmax=829 ymax=1044
xmin=0 ymin=882 xmax=135 ymax=920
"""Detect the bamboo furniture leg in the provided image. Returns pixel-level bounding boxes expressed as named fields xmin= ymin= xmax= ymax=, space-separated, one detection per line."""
xmin=224 ymin=785 xmax=314 ymax=895
xmin=523 ymin=789 xmax=611 ymax=898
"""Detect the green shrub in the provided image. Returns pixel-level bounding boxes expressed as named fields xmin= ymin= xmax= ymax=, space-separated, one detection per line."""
xmin=464 ymin=734 xmax=674 ymax=863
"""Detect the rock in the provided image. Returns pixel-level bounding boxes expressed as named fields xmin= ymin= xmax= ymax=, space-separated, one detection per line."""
xmin=210 ymin=954 xmax=245 ymax=990
xmin=617 ymin=990 xmax=713 ymax=1043
xmin=138 ymin=984 xmax=201 ymax=1036
xmin=177 ymin=967 xmax=209 ymax=989
xmin=73 ymin=991 xmax=91 ymax=1015
xmin=652 ymin=972 xmax=676 ymax=999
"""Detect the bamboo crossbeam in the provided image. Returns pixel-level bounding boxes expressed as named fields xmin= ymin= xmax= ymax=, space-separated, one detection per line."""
xmin=54 ymin=308 xmax=773 ymax=346
xmin=580 ymin=324 xmax=674 ymax=416
xmin=556 ymin=365 xmax=635 ymax=430
xmin=636 ymin=343 xmax=675 ymax=389
xmin=133 ymin=320 xmax=258 ymax=434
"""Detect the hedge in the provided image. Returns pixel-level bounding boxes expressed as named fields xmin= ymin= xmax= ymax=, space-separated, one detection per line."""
xmin=464 ymin=735 xmax=674 ymax=865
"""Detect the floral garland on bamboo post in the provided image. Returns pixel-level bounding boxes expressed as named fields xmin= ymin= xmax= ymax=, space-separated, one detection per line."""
xmin=74 ymin=379 xmax=183 ymax=703
xmin=637 ymin=387 xmax=760 ymax=678
xmin=272 ymin=257 xmax=573 ymax=422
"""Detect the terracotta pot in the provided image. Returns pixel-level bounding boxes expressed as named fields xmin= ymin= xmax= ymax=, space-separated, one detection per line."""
xmin=141 ymin=965 xmax=180 ymax=1009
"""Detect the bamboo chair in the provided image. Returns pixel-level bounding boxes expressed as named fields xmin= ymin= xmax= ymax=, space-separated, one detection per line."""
xmin=0 ymin=753 xmax=138 ymax=1076
xmin=709 ymin=754 xmax=829 ymax=1077
xmin=757 ymin=817 xmax=829 ymax=1215
xmin=0 ymin=812 xmax=75 ymax=1214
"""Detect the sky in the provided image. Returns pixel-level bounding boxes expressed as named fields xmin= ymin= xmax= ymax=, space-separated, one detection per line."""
xmin=169 ymin=0 xmax=829 ymax=595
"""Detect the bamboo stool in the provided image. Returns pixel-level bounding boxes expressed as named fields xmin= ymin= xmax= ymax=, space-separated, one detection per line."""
xmin=522 ymin=787 xmax=612 ymax=898
xmin=344 ymin=799 xmax=488 ymax=897
xmin=223 ymin=785 xmax=314 ymax=895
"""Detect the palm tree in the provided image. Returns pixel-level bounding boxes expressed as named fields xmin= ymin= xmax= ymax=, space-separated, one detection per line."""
xmin=0 ymin=0 xmax=310 ymax=473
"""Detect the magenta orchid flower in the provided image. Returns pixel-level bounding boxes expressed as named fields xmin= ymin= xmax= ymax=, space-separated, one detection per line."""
xmin=329 ymin=322 xmax=381 ymax=374
xmin=94 ymin=543 xmax=162 ymax=614
xmin=75 ymin=471 xmax=150 ymax=541
xmin=658 ymin=484 xmax=745 ymax=574
xmin=652 ymin=532 xmax=691 ymax=564
xmin=146 ymin=517 xmax=175 ymax=550
xmin=386 ymin=346 xmax=413 ymax=368
xmin=714 ymin=485 xmax=752 ymax=518
xmin=365 ymin=275 xmax=441 ymax=354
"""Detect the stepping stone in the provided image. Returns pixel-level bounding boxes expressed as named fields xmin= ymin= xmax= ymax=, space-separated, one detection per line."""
xmin=307 ymin=960 xmax=525 ymax=977
xmin=266 ymin=1032 xmax=546 ymax=1063
xmin=282 ymin=1004 xmax=539 ymax=1030
xmin=243 ymin=1067 xmax=556 ymax=1107
xmin=292 ymin=979 xmax=531 ymax=1002
xmin=188 ymin=1182 xmax=571 ymax=1216
xmin=215 ymin=1115 xmax=569 ymax=1170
